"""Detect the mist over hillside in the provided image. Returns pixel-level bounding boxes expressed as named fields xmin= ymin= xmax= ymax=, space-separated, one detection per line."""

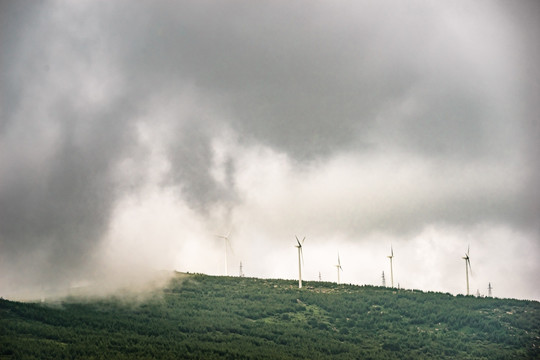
xmin=1 ymin=273 xmax=539 ymax=359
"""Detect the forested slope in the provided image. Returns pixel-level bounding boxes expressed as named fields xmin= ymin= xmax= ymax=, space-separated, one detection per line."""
xmin=1 ymin=273 xmax=539 ymax=359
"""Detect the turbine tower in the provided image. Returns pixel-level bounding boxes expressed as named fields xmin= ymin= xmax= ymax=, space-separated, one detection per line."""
xmin=488 ymin=282 xmax=493 ymax=297
xmin=335 ymin=253 xmax=343 ymax=284
xmin=387 ymin=245 xmax=394 ymax=288
xmin=216 ymin=231 xmax=232 ymax=276
xmin=295 ymin=236 xmax=305 ymax=288
xmin=462 ymin=245 xmax=472 ymax=295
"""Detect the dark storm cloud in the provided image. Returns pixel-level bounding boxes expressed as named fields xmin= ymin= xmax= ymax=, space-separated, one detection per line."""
xmin=0 ymin=1 xmax=142 ymax=287
xmin=506 ymin=0 xmax=540 ymax=233
xmin=167 ymin=120 xmax=238 ymax=213
xmin=96 ymin=0 xmax=534 ymax=163
xmin=0 ymin=1 xmax=44 ymax=132
xmin=110 ymin=0 xmax=416 ymax=158
xmin=0 ymin=101 xmax=139 ymax=286
xmin=0 ymin=0 xmax=538 ymax=295
xmin=111 ymin=0 xmax=535 ymax=226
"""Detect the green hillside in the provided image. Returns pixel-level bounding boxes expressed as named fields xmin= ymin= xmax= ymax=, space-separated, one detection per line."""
xmin=1 ymin=273 xmax=539 ymax=359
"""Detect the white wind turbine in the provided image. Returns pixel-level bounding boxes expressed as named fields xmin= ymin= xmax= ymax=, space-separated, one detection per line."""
xmin=295 ymin=236 xmax=305 ymax=289
xmin=335 ymin=253 xmax=343 ymax=284
xmin=462 ymin=245 xmax=472 ymax=295
xmin=216 ymin=231 xmax=233 ymax=276
xmin=387 ymin=245 xmax=394 ymax=288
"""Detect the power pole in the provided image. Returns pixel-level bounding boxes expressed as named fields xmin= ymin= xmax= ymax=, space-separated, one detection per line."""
xmin=239 ymin=262 xmax=244 ymax=277
xmin=382 ymin=271 xmax=386 ymax=287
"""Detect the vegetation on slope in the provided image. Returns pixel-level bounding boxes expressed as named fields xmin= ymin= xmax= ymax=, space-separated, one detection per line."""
xmin=1 ymin=273 xmax=539 ymax=359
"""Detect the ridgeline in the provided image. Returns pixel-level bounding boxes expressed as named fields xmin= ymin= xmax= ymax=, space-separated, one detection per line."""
xmin=1 ymin=273 xmax=539 ymax=359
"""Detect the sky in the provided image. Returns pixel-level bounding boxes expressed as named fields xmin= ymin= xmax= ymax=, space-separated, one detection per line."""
xmin=1 ymin=0 xmax=539 ymax=301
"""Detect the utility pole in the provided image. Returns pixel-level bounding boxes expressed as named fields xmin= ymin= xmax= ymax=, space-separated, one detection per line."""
xmin=239 ymin=262 xmax=244 ymax=277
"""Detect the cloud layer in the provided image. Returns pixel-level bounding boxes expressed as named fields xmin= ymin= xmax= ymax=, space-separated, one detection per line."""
xmin=1 ymin=0 xmax=538 ymax=300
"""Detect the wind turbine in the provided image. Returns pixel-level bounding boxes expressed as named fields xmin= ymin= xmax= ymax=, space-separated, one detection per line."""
xmin=216 ymin=231 xmax=232 ymax=276
xmin=295 ymin=236 xmax=305 ymax=288
xmin=462 ymin=245 xmax=472 ymax=295
xmin=335 ymin=253 xmax=343 ymax=284
xmin=387 ymin=245 xmax=394 ymax=288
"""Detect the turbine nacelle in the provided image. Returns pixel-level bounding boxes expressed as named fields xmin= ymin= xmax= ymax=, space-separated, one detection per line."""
xmin=463 ymin=246 xmax=472 ymax=275
xmin=295 ymin=236 xmax=305 ymax=265
xmin=387 ymin=245 xmax=394 ymax=259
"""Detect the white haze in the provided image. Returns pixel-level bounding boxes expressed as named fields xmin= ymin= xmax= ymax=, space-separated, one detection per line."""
xmin=98 ymin=131 xmax=539 ymax=300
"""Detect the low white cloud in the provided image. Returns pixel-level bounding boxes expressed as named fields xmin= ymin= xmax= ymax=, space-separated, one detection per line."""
xmin=90 ymin=133 xmax=538 ymax=299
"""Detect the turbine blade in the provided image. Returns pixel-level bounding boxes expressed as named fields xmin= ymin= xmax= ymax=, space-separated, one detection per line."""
xmin=391 ymin=245 xmax=393 ymax=257
xmin=227 ymin=239 xmax=235 ymax=256
xmin=468 ymin=259 xmax=472 ymax=276
xmin=302 ymin=237 xmax=305 ymax=245
xmin=301 ymin=247 xmax=304 ymax=266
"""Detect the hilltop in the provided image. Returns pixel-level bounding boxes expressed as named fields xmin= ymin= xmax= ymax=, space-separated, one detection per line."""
xmin=1 ymin=273 xmax=539 ymax=359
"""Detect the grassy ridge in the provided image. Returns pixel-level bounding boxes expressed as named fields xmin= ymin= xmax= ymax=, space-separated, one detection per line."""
xmin=1 ymin=273 xmax=539 ymax=359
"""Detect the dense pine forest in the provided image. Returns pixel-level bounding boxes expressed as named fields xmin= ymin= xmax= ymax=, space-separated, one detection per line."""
xmin=1 ymin=273 xmax=539 ymax=359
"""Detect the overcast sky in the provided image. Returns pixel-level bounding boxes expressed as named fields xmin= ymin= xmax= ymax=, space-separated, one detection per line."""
xmin=1 ymin=0 xmax=539 ymax=301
